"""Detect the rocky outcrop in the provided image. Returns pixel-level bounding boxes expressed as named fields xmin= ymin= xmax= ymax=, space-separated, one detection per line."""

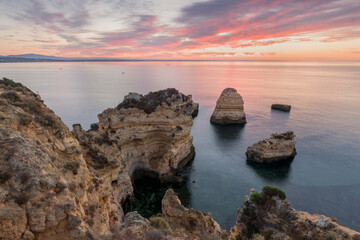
xmin=162 ymin=189 xmax=228 ymax=239
xmin=271 ymin=104 xmax=291 ymax=112
xmin=72 ymin=88 xmax=198 ymax=181
xmin=246 ymin=131 xmax=297 ymax=164
xmin=107 ymin=189 xmax=228 ymax=240
xmin=231 ymin=186 xmax=360 ymax=240
xmin=0 ymin=78 xmax=102 ymax=239
xmin=210 ymin=88 xmax=246 ymax=125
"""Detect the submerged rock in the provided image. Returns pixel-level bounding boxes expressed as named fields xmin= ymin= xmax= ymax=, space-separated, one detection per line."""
xmin=210 ymin=88 xmax=246 ymax=125
xmin=271 ymin=103 xmax=291 ymax=112
xmin=246 ymin=131 xmax=297 ymax=164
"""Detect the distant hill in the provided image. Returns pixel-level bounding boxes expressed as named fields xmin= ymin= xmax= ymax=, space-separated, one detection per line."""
xmin=5 ymin=54 xmax=62 ymax=60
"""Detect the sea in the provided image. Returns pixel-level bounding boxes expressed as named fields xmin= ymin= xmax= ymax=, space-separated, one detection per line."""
xmin=1 ymin=61 xmax=359 ymax=231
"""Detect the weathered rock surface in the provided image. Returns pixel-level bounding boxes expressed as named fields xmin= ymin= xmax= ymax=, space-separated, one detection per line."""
xmin=271 ymin=104 xmax=291 ymax=112
xmin=162 ymin=189 xmax=228 ymax=239
xmin=231 ymin=187 xmax=360 ymax=240
xmin=246 ymin=131 xmax=297 ymax=164
xmin=210 ymin=88 xmax=246 ymax=125
xmin=72 ymin=88 xmax=198 ymax=181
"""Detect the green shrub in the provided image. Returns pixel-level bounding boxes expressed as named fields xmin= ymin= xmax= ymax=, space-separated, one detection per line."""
xmin=149 ymin=216 xmax=171 ymax=232
xmin=262 ymin=185 xmax=286 ymax=200
xmin=0 ymin=78 xmax=24 ymax=88
xmin=249 ymin=192 xmax=262 ymax=204
xmin=1 ymin=91 xmax=20 ymax=102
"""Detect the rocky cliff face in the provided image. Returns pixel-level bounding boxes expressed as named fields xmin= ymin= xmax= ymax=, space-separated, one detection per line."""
xmin=246 ymin=131 xmax=297 ymax=164
xmin=0 ymin=78 xmax=105 ymax=240
xmin=72 ymin=88 xmax=198 ymax=181
xmin=0 ymin=80 xmax=198 ymax=240
xmin=231 ymin=186 xmax=360 ymax=240
xmin=210 ymin=88 xmax=246 ymax=125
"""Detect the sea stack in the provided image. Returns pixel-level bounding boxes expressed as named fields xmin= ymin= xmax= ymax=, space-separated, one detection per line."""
xmin=210 ymin=88 xmax=246 ymax=125
xmin=246 ymin=131 xmax=297 ymax=164
xmin=272 ymin=104 xmax=291 ymax=112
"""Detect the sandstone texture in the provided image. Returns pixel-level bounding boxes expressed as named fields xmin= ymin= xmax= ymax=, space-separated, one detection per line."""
xmin=0 ymin=79 xmax=198 ymax=239
xmin=72 ymin=88 xmax=198 ymax=181
xmin=231 ymin=186 xmax=360 ymax=240
xmin=210 ymin=88 xmax=246 ymax=125
xmin=271 ymin=104 xmax=291 ymax=112
xmin=246 ymin=131 xmax=297 ymax=164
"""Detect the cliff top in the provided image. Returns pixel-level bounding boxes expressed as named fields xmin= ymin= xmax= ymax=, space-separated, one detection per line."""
xmin=117 ymin=88 xmax=191 ymax=114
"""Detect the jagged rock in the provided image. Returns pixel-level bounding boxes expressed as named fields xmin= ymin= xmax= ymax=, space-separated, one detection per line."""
xmin=0 ymin=78 xmax=127 ymax=239
xmin=73 ymin=88 xmax=198 ymax=181
xmin=272 ymin=104 xmax=291 ymax=112
xmin=162 ymin=189 xmax=228 ymax=239
xmin=231 ymin=187 xmax=360 ymax=240
xmin=210 ymin=88 xmax=246 ymax=124
xmin=246 ymin=131 xmax=297 ymax=164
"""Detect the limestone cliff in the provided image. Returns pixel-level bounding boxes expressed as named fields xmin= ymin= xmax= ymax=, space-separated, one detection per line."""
xmin=210 ymin=88 xmax=246 ymax=125
xmin=72 ymin=88 xmax=198 ymax=181
xmin=0 ymin=78 xmax=113 ymax=240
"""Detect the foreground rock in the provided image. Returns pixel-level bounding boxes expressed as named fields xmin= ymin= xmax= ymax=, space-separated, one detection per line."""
xmin=0 ymin=79 xmax=198 ymax=239
xmin=108 ymin=189 xmax=228 ymax=240
xmin=72 ymin=88 xmax=198 ymax=181
xmin=230 ymin=186 xmax=360 ymax=240
xmin=271 ymin=103 xmax=291 ymax=112
xmin=210 ymin=88 xmax=246 ymax=125
xmin=246 ymin=131 xmax=297 ymax=164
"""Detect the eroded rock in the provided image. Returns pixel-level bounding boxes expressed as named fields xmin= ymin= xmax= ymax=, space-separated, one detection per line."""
xmin=162 ymin=189 xmax=228 ymax=239
xmin=271 ymin=104 xmax=291 ymax=112
xmin=73 ymin=88 xmax=198 ymax=181
xmin=210 ymin=88 xmax=246 ymax=125
xmin=246 ymin=131 xmax=297 ymax=164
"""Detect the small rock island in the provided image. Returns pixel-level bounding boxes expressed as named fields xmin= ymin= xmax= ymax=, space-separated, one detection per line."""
xmin=210 ymin=88 xmax=246 ymax=125
xmin=271 ymin=103 xmax=291 ymax=112
xmin=246 ymin=131 xmax=297 ymax=164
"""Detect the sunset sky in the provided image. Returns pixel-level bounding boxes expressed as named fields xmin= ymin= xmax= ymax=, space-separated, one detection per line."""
xmin=0 ymin=0 xmax=360 ymax=60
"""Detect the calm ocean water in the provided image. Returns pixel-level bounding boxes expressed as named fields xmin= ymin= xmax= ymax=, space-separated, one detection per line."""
xmin=1 ymin=61 xmax=360 ymax=231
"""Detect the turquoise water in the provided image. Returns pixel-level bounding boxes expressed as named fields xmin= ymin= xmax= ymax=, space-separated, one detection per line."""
xmin=1 ymin=61 xmax=360 ymax=230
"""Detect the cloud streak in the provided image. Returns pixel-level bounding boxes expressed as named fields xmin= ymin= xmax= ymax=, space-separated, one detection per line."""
xmin=0 ymin=0 xmax=359 ymax=59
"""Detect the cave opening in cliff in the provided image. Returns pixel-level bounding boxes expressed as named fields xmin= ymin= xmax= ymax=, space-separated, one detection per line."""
xmin=126 ymin=167 xmax=192 ymax=218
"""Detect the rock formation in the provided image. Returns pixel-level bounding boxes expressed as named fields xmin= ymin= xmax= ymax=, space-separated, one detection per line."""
xmin=271 ymin=104 xmax=291 ymax=112
xmin=72 ymin=88 xmax=198 ymax=181
xmin=107 ymin=189 xmax=228 ymax=240
xmin=0 ymin=79 xmax=198 ymax=239
xmin=210 ymin=88 xmax=246 ymax=124
xmin=230 ymin=186 xmax=360 ymax=240
xmin=1 ymin=78 xmax=359 ymax=240
xmin=246 ymin=131 xmax=297 ymax=164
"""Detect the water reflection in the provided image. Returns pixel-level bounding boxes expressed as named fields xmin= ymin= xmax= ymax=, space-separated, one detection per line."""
xmin=246 ymin=159 xmax=293 ymax=182
xmin=211 ymin=124 xmax=245 ymax=141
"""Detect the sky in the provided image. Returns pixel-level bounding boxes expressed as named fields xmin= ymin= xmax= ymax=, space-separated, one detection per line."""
xmin=0 ymin=0 xmax=360 ymax=60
